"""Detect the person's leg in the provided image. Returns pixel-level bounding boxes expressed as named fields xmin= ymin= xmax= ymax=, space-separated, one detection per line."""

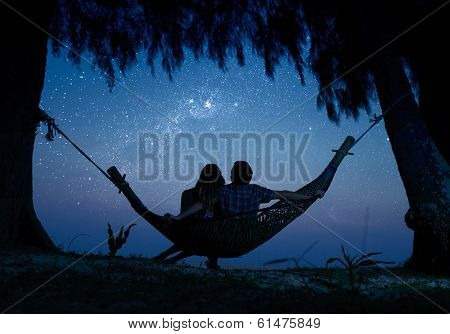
xmin=206 ymin=256 xmax=220 ymax=269
xmin=162 ymin=251 xmax=192 ymax=264
xmin=151 ymin=244 xmax=180 ymax=262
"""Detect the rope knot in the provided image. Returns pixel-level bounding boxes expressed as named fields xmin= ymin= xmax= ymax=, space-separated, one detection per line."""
xmin=37 ymin=108 xmax=59 ymax=141
xmin=370 ymin=114 xmax=384 ymax=124
xmin=45 ymin=118 xmax=58 ymax=141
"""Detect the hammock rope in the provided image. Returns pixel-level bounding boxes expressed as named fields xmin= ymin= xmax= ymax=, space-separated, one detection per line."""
xmin=352 ymin=92 xmax=412 ymax=147
xmin=39 ymin=109 xmax=128 ymax=190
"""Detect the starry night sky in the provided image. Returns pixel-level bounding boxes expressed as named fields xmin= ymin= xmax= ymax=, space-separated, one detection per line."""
xmin=34 ymin=47 xmax=412 ymax=268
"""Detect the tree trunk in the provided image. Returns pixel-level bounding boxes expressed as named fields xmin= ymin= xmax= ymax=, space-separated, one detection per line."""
xmin=406 ymin=0 xmax=450 ymax=163
xmin=0 ymin=1 xmax=57 ymax=251
xmin=371 ymin=57 xmax=450 ymax=273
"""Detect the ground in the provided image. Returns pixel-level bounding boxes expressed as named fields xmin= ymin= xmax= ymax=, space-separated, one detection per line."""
xmin=1 ymin=252 xmax=449 ymax=313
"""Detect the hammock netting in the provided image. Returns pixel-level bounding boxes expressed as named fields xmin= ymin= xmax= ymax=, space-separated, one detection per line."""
xmin=108 ymin=136 xmax=355 ymax=258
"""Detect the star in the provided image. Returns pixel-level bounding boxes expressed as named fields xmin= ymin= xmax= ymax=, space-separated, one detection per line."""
xmin=203 ymin=100 xmax=212 ymax=109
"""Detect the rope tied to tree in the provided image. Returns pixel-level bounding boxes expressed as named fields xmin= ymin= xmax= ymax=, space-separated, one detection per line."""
xmin=352 ymin=92 xmax=413 ymax=147
xmin=44 ymin=116 xmax=58 ymax=141
xmin=38 ymin=108 xmax=119 ymax=185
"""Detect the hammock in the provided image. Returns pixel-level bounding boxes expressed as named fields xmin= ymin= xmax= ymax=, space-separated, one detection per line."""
xmin=106 ymin=136 xmax=355 ymax=258
xmin=41 ymin=95 xmax=403 ymax=261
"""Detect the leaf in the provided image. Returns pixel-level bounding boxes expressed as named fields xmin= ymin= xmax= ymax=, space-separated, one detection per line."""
xmin=298 ymin=240 xmax=319 ymax=259
xmin=356 ymin=260 xmax=395 ymax=268
xmin=123 ymin=223 xmax=137 ymax=240
xmin=341 ymin=245 xmax=346 ymax=257
xmin=350 ymin=254 xmax=359 ymax=267
xmin=107 ymin=223 xmax=117 ymax=256
xmin=107 ymin=223 xmax=115 ymax=249
xmin=355 ymin=252 xmax=383 ymax=264
xmin=341 ymin=245 xmax=352 ymax=266
xmin=362 ymin=252 xmax=383 ymax=258
xmin=263 ymin=258 xmax=294 ymax=266
xmin=326 ymin=257 xmax=339 ymax=267
xmin=326 ymin=257 xmax=348 ymax=269
xmin=117 ymin=226 xmax=124 ymax=242
xmin=107 ymin=223 xmax=113 ymax=238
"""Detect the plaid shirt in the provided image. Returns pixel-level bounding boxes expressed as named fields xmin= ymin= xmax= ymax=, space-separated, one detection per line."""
xmin=217 ymin=184 xmax=276 ymax=216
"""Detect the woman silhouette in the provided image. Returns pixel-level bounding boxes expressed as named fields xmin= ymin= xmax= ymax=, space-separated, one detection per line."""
xmin=177 ymin=163 xmax=225 ymax=220
xmin=157 ymin=164 xmax=225 ymax=269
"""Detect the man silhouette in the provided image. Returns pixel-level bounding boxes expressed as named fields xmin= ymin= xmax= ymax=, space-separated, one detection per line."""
xmin=216 ymin=161 xmax=323 ymax=216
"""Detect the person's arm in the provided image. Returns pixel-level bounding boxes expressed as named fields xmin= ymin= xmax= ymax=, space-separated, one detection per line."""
xmin=171 ymin=201 xmax=203 ymax=220
xmin=273 ymin=190 xmax=325 ymax=201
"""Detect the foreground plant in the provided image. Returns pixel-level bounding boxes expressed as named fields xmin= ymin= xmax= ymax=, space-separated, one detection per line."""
xmin=107 ymin=223 xmax=136 ymax=257
xmin=326 ymin=245 xmax=394 ymax=292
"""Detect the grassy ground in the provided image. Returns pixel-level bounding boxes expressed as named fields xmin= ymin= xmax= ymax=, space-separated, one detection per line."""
xmin=1 ymin=251 xmax=449 ymax=313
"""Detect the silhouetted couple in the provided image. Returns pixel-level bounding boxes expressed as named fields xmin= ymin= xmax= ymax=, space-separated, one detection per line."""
xmin=167 ymin=161 xmax=324 ymax=269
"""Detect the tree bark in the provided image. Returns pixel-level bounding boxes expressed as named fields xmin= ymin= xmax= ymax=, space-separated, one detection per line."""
xmin=371 ymin=57 xmax=450 ymax=273
xmin=406 ymin=0 xmax=450 ymax=163
xmin=0 ymin=1 xmax=57 ymax=251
